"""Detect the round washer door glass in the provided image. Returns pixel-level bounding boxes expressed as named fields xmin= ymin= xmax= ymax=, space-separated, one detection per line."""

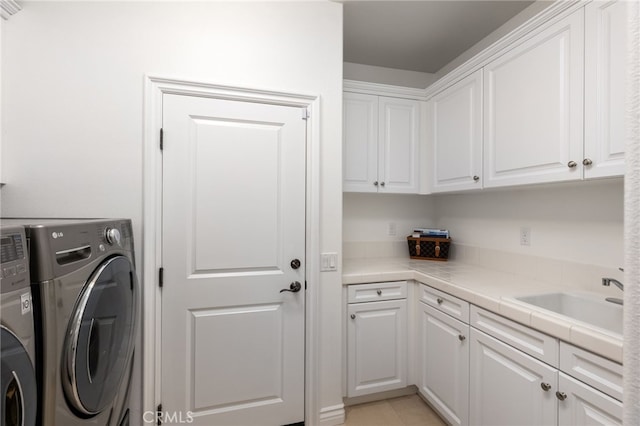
xmin=63 ymin=255 xmax=136 ymax=416
xmin=1 ymin=327 xmax=37 ymax=426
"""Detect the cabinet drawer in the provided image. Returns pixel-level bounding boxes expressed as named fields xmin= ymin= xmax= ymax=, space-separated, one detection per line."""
xmin=560 ymin=342 xmax=623 ymax=401
xmin=471 ymin=306 xmax=558 ymax=366
xmin=418 ymin=284 xmax=469 ymax=323
xmin=348 ymin=281 xmax=407 ymax=303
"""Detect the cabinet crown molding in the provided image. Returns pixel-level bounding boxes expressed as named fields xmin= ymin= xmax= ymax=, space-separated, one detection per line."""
xmin=343 ymin=79 xmax=427 ymax=100
xmin=1 ymin=0 xmax=21 ymax=20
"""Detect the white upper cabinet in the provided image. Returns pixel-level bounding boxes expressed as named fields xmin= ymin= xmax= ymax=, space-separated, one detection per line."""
xmin=378 ymin=96 xmax=421 ymax=193
xmin=343 ymin=84 xmax=422 ymax=194
xmin=584 ymin=0 xmax=627 ymax=179
xmin=483 ymin=9 xmax=585 ymax=188
xmin=428 ymin=70 xmax=483 ymax=192
xmin=343 ymin=92 xmax=379 ymax=192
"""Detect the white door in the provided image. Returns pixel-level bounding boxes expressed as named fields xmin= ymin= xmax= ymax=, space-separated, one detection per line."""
xmin=347 ymin=299 xmax=407 ymax=397
xmin=557 ymin=372 xmax=622 ymax=425
xmin=470 ymin=329 xmax=557 ymax=426
xmin=418 ymin=303 xmax=469 ymax=426
xmin=584 ymin=0 xmax=627 ymax=178
xmin=343 ymin=92 xmax=379 ymax=193
xmin=378 ymin=96 xmax=420 ymax=193
xmin=429 ymin=70 xmax=483 ymax=193
xmin=483 ymin=9 xmax=584 ymax=188
xmin=161 ymin=93 xmax=306 ymax=426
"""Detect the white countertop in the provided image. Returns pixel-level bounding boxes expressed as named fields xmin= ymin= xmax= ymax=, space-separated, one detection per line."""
xmin=343 ymin=258 xmax=623 ymax=363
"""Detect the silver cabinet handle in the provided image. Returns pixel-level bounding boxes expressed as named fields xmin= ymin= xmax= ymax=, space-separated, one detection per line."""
xmin=567 ymin=161 xmax=577 ymax=168
xmin=380 ymin=182 xmax=385 ymax=187
xmin=556 ymin=391 xmax=567 ymax=401
xmin=473 ymin=175 xmax=480 ymax=182
xmin=458 ymin=334 xmax=466 ymax=342
xmin=436 ymin=298 xmax=443 ymax=305
xmin=541 ymin=383 xmax=551 ymax=391
xmin=376 ymin=290 xmax=382 ymax=296
xmin=350 ymin=314 xmax=356 ymax=320
xmin=280 ymin=281 xmax=302 ymax=293
xmin=583 ymin=158 xmax=593 ymax=166
xmin=373 ymin=181 xmax=379 ymax=186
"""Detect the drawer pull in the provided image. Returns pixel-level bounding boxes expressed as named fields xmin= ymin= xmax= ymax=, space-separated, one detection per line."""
xmin=458 ymin=334 xmax=466 ymax=342
xmin=436 ymin=298 xmax=443 ymax=305
xmin=556 ymin=391 xmax=567 ymax=401
xmin=350 ymin=314 xmax=356 ymax=320
xmin=376 ymin=290 xmax=382 ymax=296
xmin=541 ymin=383 xmax=551 ymax=391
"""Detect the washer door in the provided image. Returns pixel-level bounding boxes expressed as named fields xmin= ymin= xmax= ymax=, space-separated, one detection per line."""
xmin=1 ymin=327 xmax=37 ymax=426
xmin=62 ymin=255 xmax=136 ymax=416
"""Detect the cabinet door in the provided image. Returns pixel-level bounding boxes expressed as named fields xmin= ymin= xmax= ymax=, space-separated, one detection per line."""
xmin=429 ymin=70 xmax=483 ymax=193
xmin=584 ymin=0 xmax=627 ymax=178
xmin=378 ymin=96 xmax=420 ymax=193
xmin=343 ymin=92 xmax=379 ymax=192
xmin=347 ymin=299 xmax=407 ymax=397
xmin=557 ymin=372 xmax=622 ymax=425
xmin=483 ymin=9 xmax=584 ymax=188
xmin=470 ymin=329 xmax=557 ymax=426
xmin=418 ymin=303 xmax=469 ymax=426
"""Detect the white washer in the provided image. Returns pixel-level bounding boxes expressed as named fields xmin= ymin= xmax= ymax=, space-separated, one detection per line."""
xmin=1 ymin=224 xmax=37 ymax=426
xmin=15 ymin=219 xmax=136 ymax=426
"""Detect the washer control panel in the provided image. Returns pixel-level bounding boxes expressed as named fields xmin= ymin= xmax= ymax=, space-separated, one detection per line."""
xmin=1 ymin=226 xmax=30 ymax=293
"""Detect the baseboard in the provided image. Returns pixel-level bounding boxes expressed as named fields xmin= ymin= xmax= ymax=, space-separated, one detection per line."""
xmin=318 ymin=404 xmax=345 ymax=426
xmin=343 ymin=385 xmax=418 ymax=407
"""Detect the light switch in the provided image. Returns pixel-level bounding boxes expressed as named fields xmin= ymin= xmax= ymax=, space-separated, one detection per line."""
xmin=321 ymin=252 xmax=338 ymax=272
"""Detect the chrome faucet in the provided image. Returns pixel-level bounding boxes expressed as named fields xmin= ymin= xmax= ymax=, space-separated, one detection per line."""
xmin=602 ymin=268 xmax=624 ymax=305
xmin=602 ymin=277 xmax=624 ymax=291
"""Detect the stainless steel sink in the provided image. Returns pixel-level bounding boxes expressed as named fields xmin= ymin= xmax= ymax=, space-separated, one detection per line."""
xmin=515 ymin=292 xmax=623 ymax=335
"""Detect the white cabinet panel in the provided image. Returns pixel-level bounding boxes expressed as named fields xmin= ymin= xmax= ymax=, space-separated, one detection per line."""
xmin=418 ymin=303 xmax=469 ymax=426
xmin=484 ymin=9 xmax=584 ymax=188
xmin=378 ymin=96 xmax=420 ymax=193
xmin=343 ymin=92 xmax=379 ymax=192
xmin=429 ymin=70 xmax=483 ymax=192
xmin=584 ymin=0 xmax=627 ymax=178
xmin=343 ymin=89 xmax=421 ymax=194
xmin=470 ymin=328 xmax=558 ymax=426
xmin=347 ymin=299 xmax=407 ymax=397
xmin=558 ymin=373 xmax=622 ymax=425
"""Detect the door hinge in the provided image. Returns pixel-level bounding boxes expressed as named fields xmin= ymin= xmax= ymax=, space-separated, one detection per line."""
xmin=157 ymin=403 xmax=162 ymax=425
xmin=302 ymin=108 xmax=309 ymax=120
xmin=305 ymin=280 xmax=307 ymax=290
xmin=160 ymin=128 xmax=164 ymax=150
xmin=159 ymin=267 xmax=164 ymax=288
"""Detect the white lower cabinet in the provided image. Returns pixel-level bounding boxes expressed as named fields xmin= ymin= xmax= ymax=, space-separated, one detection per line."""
xmin=347 ymin=282 xmax=408 ymax=397
xmin=418 ymin=302 xmax=469 ymax=426
xmin=468 ymin=306 xmax=623 ymax=426
xmin=557 ymin=372 xmax=622 ymax=425
xmin=470 ymin=328 xmax=558 ymax=425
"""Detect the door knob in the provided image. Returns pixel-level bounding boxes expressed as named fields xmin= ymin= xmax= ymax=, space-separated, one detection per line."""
xmin=541 ymin=383 xmax=551 ymax=391
xmin=556 ymin=391 xmax=567 ymax=401
xmin=290 ymin=259 xmax=301 ymax=269
xmin=567 ymin=161 xmax=577 ymax=168
xmin=280 ymin=281 xmax=302 ymax=293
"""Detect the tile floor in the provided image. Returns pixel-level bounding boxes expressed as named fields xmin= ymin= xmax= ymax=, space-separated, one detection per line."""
xmin=343 ymin=394 xmax=447 ymax=426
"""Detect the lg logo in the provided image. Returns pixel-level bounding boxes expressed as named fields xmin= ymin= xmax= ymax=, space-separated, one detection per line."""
xmin=51 ymin=231 xmax=64 ymax=239
xmin=143 ymin=410 xmax=194 ymax=424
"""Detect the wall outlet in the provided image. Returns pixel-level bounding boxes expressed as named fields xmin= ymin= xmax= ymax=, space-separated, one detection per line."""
xmin=520 ymin=227 xmax=531 ymax=246
xmin=388 ymin=222 xmax=397 ymax=236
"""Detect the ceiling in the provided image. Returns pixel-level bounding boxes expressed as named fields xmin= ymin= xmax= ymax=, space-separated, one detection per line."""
xmin=343 ymin=1 xmax=536 ymax=74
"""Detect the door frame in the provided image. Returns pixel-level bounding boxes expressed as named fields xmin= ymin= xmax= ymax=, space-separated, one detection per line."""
xmin=142 ymin=75 xmax=321 ymax=425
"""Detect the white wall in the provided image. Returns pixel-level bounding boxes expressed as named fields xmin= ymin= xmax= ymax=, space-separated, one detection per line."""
xmin=434 ymin=180 xmax=625 ymax=268
xmin=1 ymin=1 xmax=343 ymax=424
xmin=344 ymin=61 xmax=437 ymax=88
